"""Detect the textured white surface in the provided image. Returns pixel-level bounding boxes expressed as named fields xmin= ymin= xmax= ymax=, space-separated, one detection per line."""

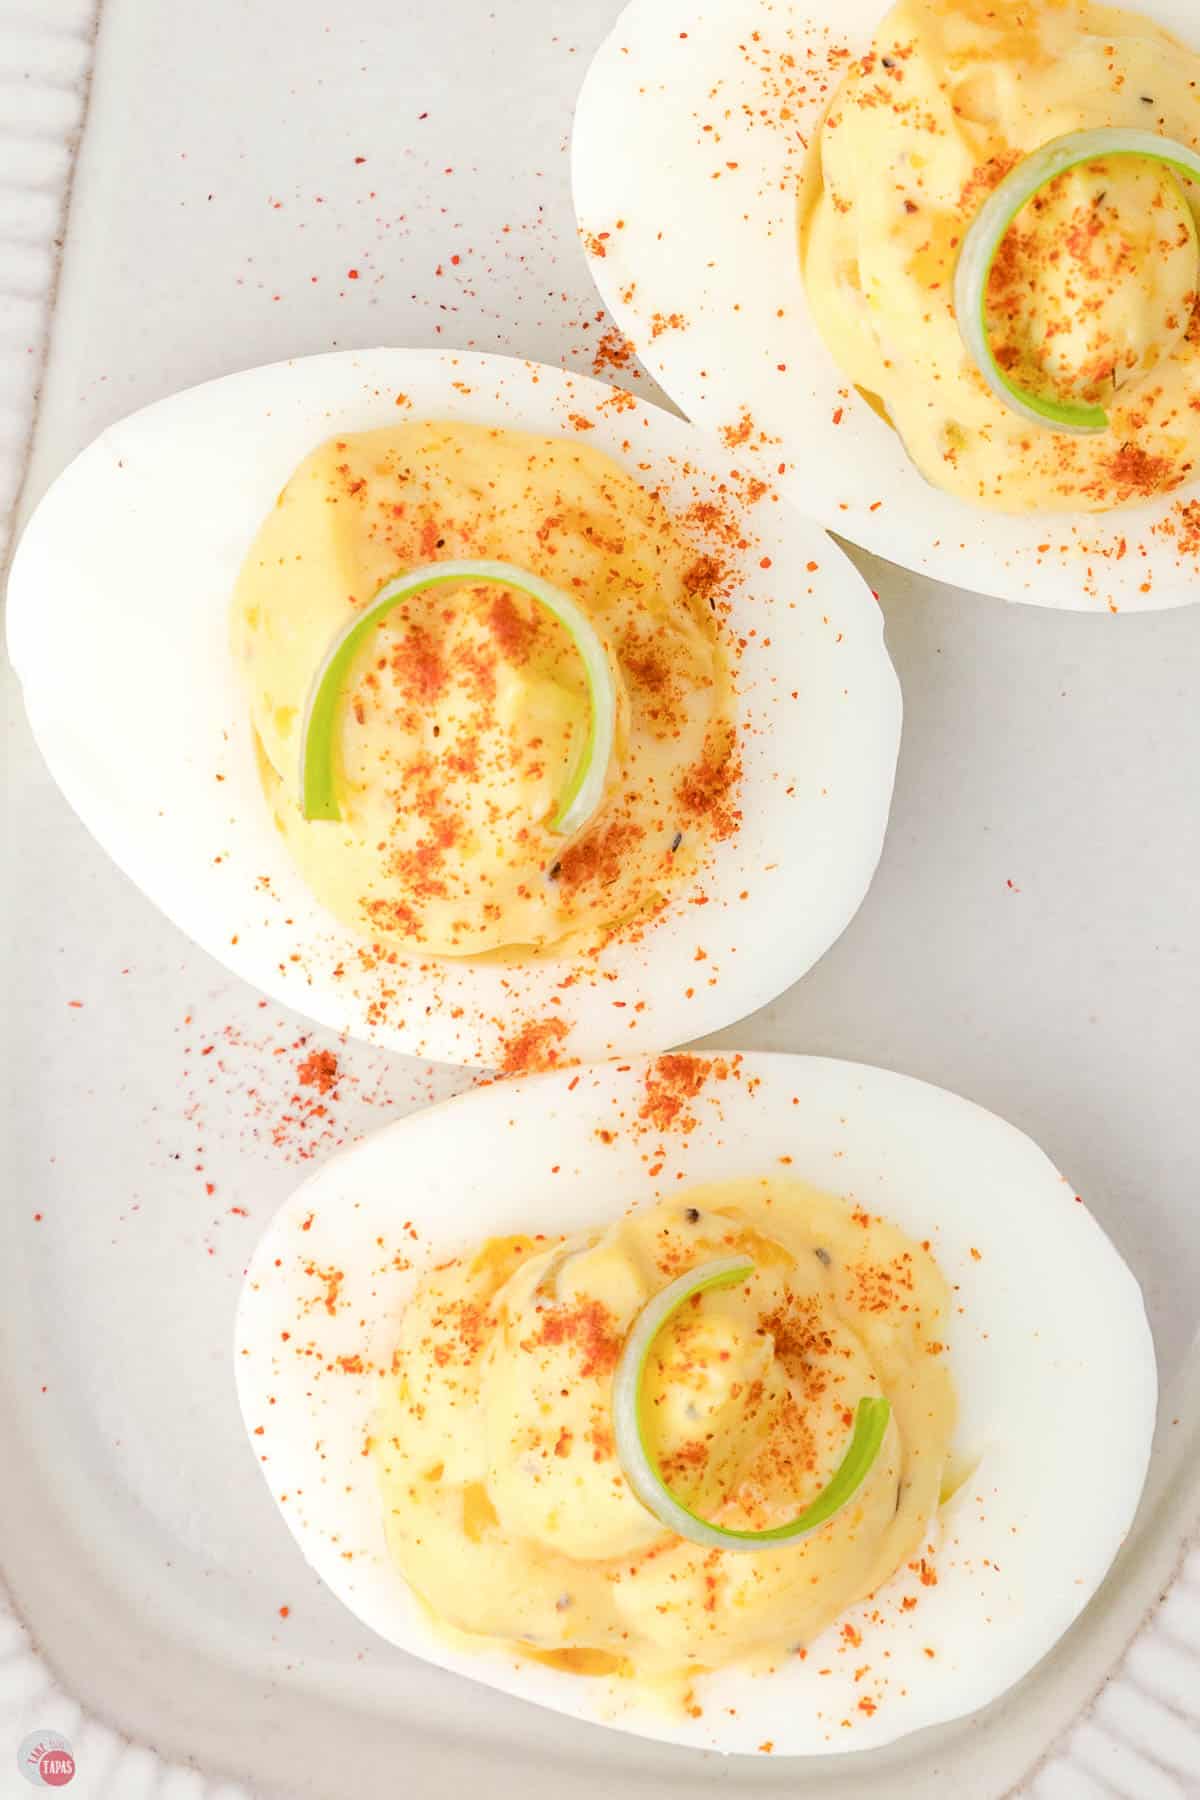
xmin=0 ymin=27 xmax=256 ymax=1800
xmin=0 ymin=0 xmax=94 ymax=559
xmin=1029 ymin=1549 xmax=1200 ymax=1798
xmin=0 ymin=1 xmax=1196 ymax=1798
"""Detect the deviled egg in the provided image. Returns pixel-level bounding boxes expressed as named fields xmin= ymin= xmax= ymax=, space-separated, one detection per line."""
xmin=235 ymin=1052 xmax=1155 ymax=1756
xmin=7 ymin=350 xmax=900 ymax=1065
xmin=574 ymin=0 xmax=1200 ymax=609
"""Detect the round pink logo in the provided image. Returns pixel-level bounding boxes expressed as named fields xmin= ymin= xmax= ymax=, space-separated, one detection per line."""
xmin=16 ymin=1732 xmax=75 ymax=1789
xmin=38 ymin=1750 xmax=76 ymax=1788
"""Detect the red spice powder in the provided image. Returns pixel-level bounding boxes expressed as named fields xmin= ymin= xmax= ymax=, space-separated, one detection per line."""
xmin=305 ymin=1263 xmax=344 ymax=1316
xmin=589 ymin=1420 xmax=614 ymax=1462
xmin=556 ymin=819 xmax=643 ymax=898
xmin=592 ymin=325 xmax=639 ymax=379
xmin=677 ymin=729 xmax=742 ymax=842
xmin=271 ymin=1055 xmax=342 ymax=1149
xmin=639 ymin=1052 xmax=730 ymax=1134
xmin=388 ymin=622 xmax=447 ymax=702
xmin=958 ymin=150 xmax=1021 ymax=217
xmin=661 ymin=1438 xmax=709 ymax=1481
xmin=1086 ymin=443 xmax=1178 ymax=504
xmin=596 ymin=386 xmax=638 ymax=414
xmin=678 ymin=495 xmax=757 ymax=590
xmin=681 ymin=552 xmax=730 ymax=607
xmin=719 ymin=409 xmax=755 ymax=450
xmin=618 ymin=634 xmax=673 ymax=700
xmin=1155 ymin=495 xmax=1200 ymax=555
xmin=847 ymin=1251 xmax=916 ymax=1316
xmin=362 ymin=898 xmax=421 ymax=937
xmin=649 ymin=310 xmax=688 ymax=340
xmin=534 ymin=1297 xmax=622 ymax=1377
xmin=174 ymin=1007 xmax=465 ymax=1230
xmin=297 ymin=1049 xmax=340 ymax=1095
xmin=432 ymin=1297 xmax=491 ymax=1366
xmin=487 ymin=590 xmax=540 ymax=661
xmin=387 ymin=815 xmax=459 ymax=902
xmin=497 ymin=1015 xmax=571 ymax=1075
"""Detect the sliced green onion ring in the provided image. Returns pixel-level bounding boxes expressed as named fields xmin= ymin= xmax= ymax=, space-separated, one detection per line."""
xmin=954 ymin=128 xmax=1200 ymax=435
xmin=612 ymin=1255 xmax=892 ymax=1554
xmin=300 ymin=558 xmax=618 ymax=835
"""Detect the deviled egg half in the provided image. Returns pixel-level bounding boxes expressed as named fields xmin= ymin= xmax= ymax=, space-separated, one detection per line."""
xmin=7 ymin=350 xmax=900 ymax=1065
xmin=235 ymin=1052 xmax=1155 ymax=1757
xmin=574 ymin=0 xmax=1200 ymax=610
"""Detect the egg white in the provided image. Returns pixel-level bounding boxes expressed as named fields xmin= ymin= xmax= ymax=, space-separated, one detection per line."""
xmin=6 ymin=349 xmax=900 ymax=1065
xmin=234 ymin=1051 xmax=1155 ymax=1757
xmin=572 ymin=0 xmax=1200 ymax=612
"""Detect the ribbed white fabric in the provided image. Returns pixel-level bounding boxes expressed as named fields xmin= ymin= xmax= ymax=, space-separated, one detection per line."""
xmin=0 ymin=0 xmax=95 ymax=562
xmin=0 ymin=1593 xmax=252 ymax=1797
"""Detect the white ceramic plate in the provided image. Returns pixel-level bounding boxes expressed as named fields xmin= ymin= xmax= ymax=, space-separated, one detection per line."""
xmin=2 ymin=1 xmax=1198 ymax=1797
xmin=572 ymin=0 xmax=1200 ymax=612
